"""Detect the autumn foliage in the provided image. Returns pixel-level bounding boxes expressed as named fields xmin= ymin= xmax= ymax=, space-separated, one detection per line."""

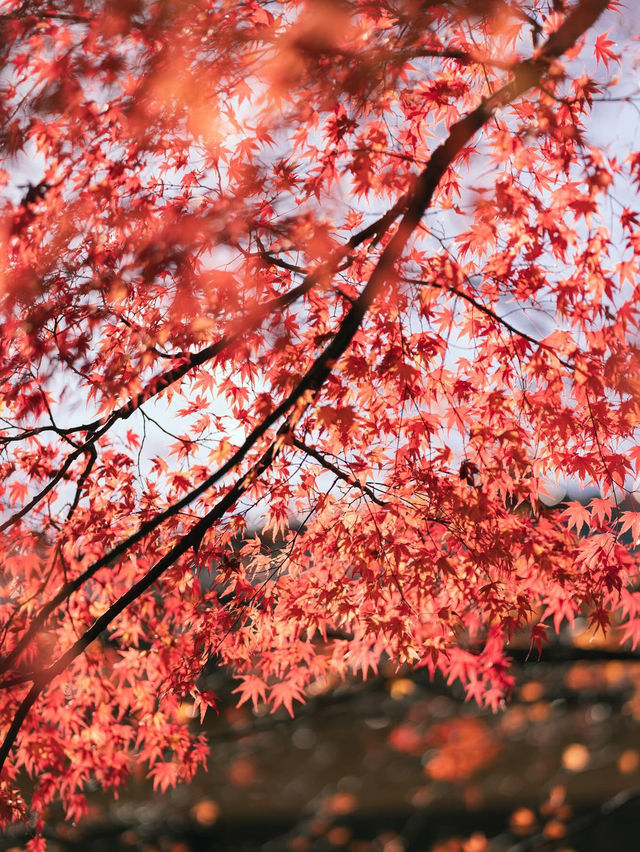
xmin=0 ymin=0 xmax=637 ymax=834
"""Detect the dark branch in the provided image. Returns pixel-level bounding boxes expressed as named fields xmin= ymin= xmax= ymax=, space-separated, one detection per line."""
xmin=403 ymin=276 xmax=574 ymax=369
xmin=292 ymin=437 xmax=387 ymax=506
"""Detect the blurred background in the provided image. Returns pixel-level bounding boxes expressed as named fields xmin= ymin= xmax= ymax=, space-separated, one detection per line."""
xmin=4 ymin=618 xmax=640 ymax=852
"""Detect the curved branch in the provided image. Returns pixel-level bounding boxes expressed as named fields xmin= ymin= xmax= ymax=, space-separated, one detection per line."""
xmin=292 ymin=437 xmax=387 ymax=506
xmin=403 ymin=276 xmax=574 ymax=369
xmin=0 ymin=452 xmax=78 ymax=533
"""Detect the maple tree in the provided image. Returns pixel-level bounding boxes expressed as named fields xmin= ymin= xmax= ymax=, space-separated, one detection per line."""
xmin=0 ymin=0 xmax=638 ymax=838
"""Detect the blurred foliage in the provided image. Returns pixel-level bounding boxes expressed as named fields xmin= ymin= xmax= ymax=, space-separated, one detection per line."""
xmin=4 ymin=619 xmax=640 ymax=850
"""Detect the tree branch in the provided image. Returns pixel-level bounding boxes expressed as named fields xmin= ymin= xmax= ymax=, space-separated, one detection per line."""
xmin=403 ymin=276 xmax=574 ymax=369
xmin=291 ymin=437 xmax=387 ymax=506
